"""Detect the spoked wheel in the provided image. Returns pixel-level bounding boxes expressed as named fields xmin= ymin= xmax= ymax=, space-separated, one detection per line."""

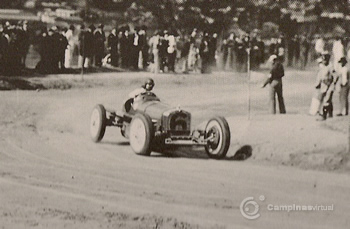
xmin=204 ymin=116 xmax=231 ymax=159
xmin=90 ymin=104 xmax=107 ymax=142
xmin=129 ymin=113 xmax=153 ymax=156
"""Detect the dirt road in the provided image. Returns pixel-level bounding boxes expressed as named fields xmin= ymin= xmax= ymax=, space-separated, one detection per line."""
xmin=0 ymin=71 xmax=349 ymax=228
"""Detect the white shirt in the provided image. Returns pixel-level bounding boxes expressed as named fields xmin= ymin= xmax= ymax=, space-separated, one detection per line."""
xmin=339 ymin=65 xmax=349 ymax=86
xmin=315 ymin=38 xmax=324 ymax=54
xmin=167 ymin=35 xmax=176 ymax=54
xmin=65 ymin=29 xmax=75 ymax=47
xmin=333 ymin=40 xmax=344 ymax=61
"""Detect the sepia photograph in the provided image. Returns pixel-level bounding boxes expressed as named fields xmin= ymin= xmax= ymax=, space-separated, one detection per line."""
xmin=0 ymin=0 xmax=349 ymax=228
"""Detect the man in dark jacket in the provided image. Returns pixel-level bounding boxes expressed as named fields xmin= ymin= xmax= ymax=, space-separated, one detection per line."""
xmin=200 ymin=32 xmax=211 ymax=74
xmin=262 ymin=55 xmax=286 ymax=114
xmin=107 ymin=28 xmax=119 ymax=67
xmin=94 ymin=24 xmax=105 ymax=67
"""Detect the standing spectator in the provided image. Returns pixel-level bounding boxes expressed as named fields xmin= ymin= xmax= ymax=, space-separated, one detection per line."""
xmin=241 ymin=34 xmax=250 ymax=72
xmin=64 ymin=25 xmax=75 ymax=68
xmin=159 ymin=30 xmax=169 ymax=72
xmin=119 ymin=27 xmax=131 ymax=68
xmin=94 ymin=24 xmax=106 ymax=67
xmin=309 ymin=57 xmax=325 ymax=115
xmin=314 ymin=35 xmax=325 ymax=58
xmin=199 ymin=32 xmax=211 ymax=74
xmin=107 ymin=28 xmax=119 ymax=67
xmin=78 ymin=24 xmax=95 ymax=69
xmin=167 ymin=30 xmax=177 ymax=72
xmin=36 ymin=29 xmax=50 ymax=73
xmin=332 ymin=36 xmax=345 ymax=73
xmin=235 ymin=35 xmax=245 ymax=72
xmin=294 ymin=35 xmax=300 ymax=67
xmin=300 ymin=35 xmax=310 ymax=70
xmin=149 ymin=31 xmax=160 ymax=73
xmin=315 ymin=53 xmax=336 ymax=121
xmin=130 ymin=27 xmax=140 ymax=70
xmin=209 ymin=33 xmax=218 ymax=69
xmin=250 ymin=34 xmax=260 ymax=70
xmin=262 ymin=55 xmax=286 ymax=114
xmin=17 ymin=21 xmax=29 ymax=69
xmin=188 ymin=29 xmax=198 ymax=72
xmin=57 ymin=28 xmax=68 ymax=71
xmin=139 ymin=26 xmax=148 ymax=69
xmin=336 ymin=57 xmax=349 ymax=116
xmin=225 ymin=33 xmax=235 ymax=70
xmin=257 ymin=35 xmax=265 ymax=66
xmin=288 ymin=35 xmax=296 ymax=67
xmin=0 ymin=25 xmax=10 ymax=74
xmin=180 ymin=34 xmax=190 ymax=73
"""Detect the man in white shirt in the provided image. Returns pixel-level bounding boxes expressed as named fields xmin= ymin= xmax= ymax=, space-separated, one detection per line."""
xmin=336 ymin=57 xmax=349 ymax=116
xmin=315 ymin=53 xmax=336 ymax=120
xmin=64 ymin=25 xmax=75 ymax=68
xmin=332 ymin=36 xmax=345 ymax=73
xmin=149 ymin=32 xmax=160 ymax=73
xmin=314 ymin=35 xmax=325 ymax=57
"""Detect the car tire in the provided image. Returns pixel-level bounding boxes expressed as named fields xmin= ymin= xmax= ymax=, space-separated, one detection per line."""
xmin=90 ymin=104 xmax=107 ymax=142
xmin=129 ymin=112 xmax=153 ymax=156
xmin=204 ymin=116 xmax=231 ymax=159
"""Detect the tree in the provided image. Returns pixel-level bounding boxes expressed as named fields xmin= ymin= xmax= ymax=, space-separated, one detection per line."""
xmin=0 ymin=0 xmax=26 ymax=8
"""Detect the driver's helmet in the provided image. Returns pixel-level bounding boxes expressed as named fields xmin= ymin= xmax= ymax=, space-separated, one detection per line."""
xmin=143 ymin=78 xmax=155 ymax=90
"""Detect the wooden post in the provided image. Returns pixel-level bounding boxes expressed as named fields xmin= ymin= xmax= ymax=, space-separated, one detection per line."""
xmin=247 ymin=47 xmax=251 ymax=120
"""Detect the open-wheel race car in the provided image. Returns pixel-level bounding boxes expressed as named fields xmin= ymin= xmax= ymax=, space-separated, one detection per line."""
xmin=90 ymin=91 xmax=231 ymax=159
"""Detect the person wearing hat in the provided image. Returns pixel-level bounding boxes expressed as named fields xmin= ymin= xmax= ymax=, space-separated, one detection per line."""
xmin=262 ymin=54 xmax=286 ymax=114
xmin=94 ymin=24 xmax=105 ymax=67
xmin=125 ymin=78 xmax=155 ymax=111
xmin=309 ymin=56 xmax=327 ymax=115
xmin=336 ymin=57 xmax=349 ymax=116
xmin=315 ymin=53 xmax=336 ymax=120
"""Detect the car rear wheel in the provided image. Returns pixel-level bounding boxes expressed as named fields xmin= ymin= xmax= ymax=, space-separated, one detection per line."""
xmin=90 ymin=104 xmax=107 ymax=142
xmin=129 ymin=113 xmax=153 ymax=156
xmin=205 ymin=116 xmax=231 ymax=159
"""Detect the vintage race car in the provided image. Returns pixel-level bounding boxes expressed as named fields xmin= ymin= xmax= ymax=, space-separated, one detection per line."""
xmin=90 ymin=92 xmax=231 ymax=159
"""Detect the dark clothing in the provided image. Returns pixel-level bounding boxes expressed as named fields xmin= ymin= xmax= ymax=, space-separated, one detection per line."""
xmin=119 ymin=34 xmax=132 ymax=68
xmin=58 ymin=33 xmax=68 ymax=70
xmin=79 ymin=31 xmax=94 ymax=58
xmin=159 ymin=37 xmax=169 ymax=72
xmin=94 ymin=30 xmax=105 ymax=67
xmin=269 ymin=62 xmax=286 ymax=114
xmin=200 ymin=38 xmax=211 ymax=73
xmin=107 ymin=33 xmax=119 ymax=67
xmin=269 ymin=79 xmax=286 ymax=114
xmin=270 ymin=62 xmax=284 ymax=80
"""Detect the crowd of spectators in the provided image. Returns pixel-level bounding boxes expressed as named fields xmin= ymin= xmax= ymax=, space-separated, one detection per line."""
xmin=1 ymin=20 xmax=350 ymax=76
xmin=0 ymin=21 xmax=30 ymax=75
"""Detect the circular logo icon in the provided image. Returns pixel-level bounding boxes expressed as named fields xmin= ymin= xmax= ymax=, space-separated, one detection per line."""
xmin=240 ymin=197 xmax=260 ymax=220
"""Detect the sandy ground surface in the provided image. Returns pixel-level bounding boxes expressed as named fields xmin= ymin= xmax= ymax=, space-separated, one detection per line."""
xmin=0 ymin=70 xmax=349 ymax=228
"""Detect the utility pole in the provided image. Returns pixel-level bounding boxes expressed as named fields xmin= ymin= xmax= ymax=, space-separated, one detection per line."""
xmin=81 ymin=0 xmax=88 ymax=81
xmin=247 ymin=47 xmax=251 ymax=120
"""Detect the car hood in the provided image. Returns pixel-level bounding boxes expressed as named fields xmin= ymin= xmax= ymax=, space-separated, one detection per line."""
xmin=136 ymin=101 xmax=172 ymax=120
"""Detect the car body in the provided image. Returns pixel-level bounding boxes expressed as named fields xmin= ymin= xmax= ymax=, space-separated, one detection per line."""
xmin=90 ymin=92 xmax=231 ymax=159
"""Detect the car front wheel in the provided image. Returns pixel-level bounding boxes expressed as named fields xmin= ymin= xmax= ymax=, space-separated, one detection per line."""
xmin=90 ymin=104 xmax=107 ymax=142
xmin=129 ymin=113 xmax=153 ymax=156
xmin=204 ymin=116 xmax=231 ymax=159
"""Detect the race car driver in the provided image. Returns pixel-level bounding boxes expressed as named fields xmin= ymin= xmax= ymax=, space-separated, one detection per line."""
xmin=124 ymin=78 xmax=155 ymax=111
